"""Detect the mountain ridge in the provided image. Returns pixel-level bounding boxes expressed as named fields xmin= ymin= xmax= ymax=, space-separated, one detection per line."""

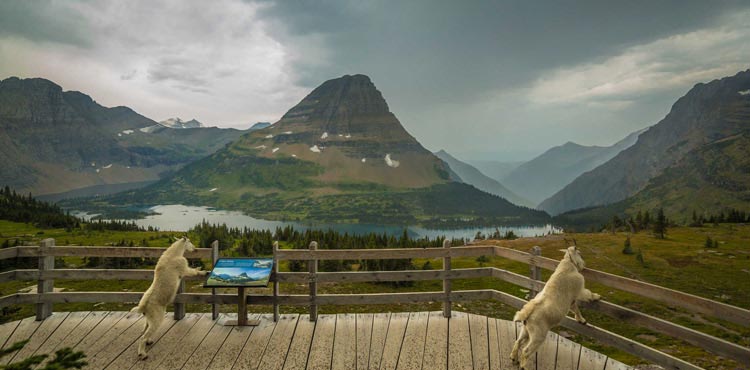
xmin=0 ymin=76 xmax=246 ymax=196
xmin=502 ymin=128 xmax=645 ymax=206
xmin=88 ymin=74 xmax=550 ymax=225
xmin=434 ymin=150 xmax=533 ymax=207
xmin=540 ymin=69 xmax=750 ymax=215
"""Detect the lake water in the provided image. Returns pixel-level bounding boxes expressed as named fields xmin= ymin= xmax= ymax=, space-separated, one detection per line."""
xmin=87 ymin=204 xmax=560 ymax=240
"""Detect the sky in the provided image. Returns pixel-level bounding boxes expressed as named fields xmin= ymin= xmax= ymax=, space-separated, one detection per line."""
xmin=1 ymin=1 xmax=749 ymax=161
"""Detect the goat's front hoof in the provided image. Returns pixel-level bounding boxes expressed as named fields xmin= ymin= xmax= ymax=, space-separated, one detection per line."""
xmin=592 ymin=293 xmax=601 ymax=301
xmin=138 ymin=352 xmax=148 ymax=360
xmin=578 ymin=319 xmax=588 ymax=325
xmin=146 ymin=339 xmax=154 ymax=345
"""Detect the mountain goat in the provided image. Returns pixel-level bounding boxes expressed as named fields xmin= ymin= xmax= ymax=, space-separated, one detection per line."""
xmin=132 ymin=237 xmax=208 ymax=359
xmin=510 ymin=245 xmax=600 ymax=369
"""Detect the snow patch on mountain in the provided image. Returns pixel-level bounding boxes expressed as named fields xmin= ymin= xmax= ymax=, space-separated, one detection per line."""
xmin=160 ymin=117 xmax=203 ymax=129
xmin=385 ymin=154 xmax=400 ymax=168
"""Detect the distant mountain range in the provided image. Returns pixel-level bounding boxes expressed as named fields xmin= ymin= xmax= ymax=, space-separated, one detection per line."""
xmin=467 ymin=160 xmax=523 ymax=183
xmin=550 ymin=69 xmax=750 ymax=224
xmin=159 ymin=117 xmax=203 ymax=129
xmin=434 ymin=150 xmax=533 ymax=207
xmin=0 ymin=77 xmax=246 ymax=196
xmin=249 ymin=122 xmax=272 ymax=130
xmin=501 ymin=129 xmax=644 ymax=206
xmin=90 ymin=74 xmax=548 ymax=225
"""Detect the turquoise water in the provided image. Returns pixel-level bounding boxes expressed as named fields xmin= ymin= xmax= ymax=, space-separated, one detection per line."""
xmin=105 ymin=204 xmax=560 ymax=240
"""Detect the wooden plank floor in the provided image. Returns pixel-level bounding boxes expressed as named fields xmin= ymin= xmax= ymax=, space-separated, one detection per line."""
xmin=0 ymin=311 xmax=632 ymax=370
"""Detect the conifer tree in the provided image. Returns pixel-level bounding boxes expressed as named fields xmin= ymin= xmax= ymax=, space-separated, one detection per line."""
xmin=653 ymin=208 xmax=667 ymax=239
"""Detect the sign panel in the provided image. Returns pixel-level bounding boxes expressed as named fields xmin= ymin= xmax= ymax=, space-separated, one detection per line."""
xmin=204 ymin=258 xmax=273 ymax=287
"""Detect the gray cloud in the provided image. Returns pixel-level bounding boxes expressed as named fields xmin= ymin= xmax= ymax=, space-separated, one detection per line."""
xmin=0 ymin=0 xmax=748 ymax=160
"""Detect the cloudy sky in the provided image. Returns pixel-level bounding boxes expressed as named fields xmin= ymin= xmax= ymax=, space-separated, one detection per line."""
xmin=1 ymin=1 xmax=748 ymax=161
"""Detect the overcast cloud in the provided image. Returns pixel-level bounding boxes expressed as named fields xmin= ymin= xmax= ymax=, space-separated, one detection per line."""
xmin=1 ymin=0 xmax=748 ymax=161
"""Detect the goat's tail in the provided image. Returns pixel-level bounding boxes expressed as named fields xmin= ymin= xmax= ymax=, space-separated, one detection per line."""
xmin=513 ymin=300 xmax=538 ymax=322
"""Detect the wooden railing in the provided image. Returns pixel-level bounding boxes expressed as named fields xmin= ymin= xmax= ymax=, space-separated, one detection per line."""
xmin=0 ymin=238 xmax=748 ymax=370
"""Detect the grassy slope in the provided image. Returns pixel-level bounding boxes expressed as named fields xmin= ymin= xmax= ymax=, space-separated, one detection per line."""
xmin=555 ymin=133 xmax=750 ymax=230
xmin=0 ymin=220 xmax=748 ymax=368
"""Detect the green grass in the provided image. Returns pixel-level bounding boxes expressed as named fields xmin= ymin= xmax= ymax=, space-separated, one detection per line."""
xmin=0 ymin=220 xmax=748 ymax=368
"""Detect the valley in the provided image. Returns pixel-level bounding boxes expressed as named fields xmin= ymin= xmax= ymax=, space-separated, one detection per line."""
xmin=68 ymin=74 xmax=549 ymax=226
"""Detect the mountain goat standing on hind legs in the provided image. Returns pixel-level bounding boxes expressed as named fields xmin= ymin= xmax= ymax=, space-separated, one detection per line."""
xmin=131 ymin=237 xmax=209 ymax=360
xmin=510 ymin=243 xmax=600 ymax=370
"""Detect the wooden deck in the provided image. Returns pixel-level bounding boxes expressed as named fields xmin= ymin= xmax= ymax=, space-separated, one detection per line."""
xmin=0 ymin=311 xmax=632 ymax=370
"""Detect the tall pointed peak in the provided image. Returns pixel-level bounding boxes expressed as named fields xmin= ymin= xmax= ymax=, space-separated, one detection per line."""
xmin=280 ymin=74 xmax=390 ymax=123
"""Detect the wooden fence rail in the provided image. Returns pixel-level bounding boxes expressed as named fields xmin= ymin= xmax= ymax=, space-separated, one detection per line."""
xmin=1 ymin=239 xmax=748 ymax=369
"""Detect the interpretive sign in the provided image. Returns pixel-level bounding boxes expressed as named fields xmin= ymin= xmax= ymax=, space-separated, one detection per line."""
xmin=204 ymin=258 xmax=273 ymax=288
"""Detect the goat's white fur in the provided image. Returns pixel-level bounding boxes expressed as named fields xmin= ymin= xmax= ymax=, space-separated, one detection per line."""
xmin=510 ymin=245 xmax=600 ymax=369
xmin=132 ymin=237 xmax=208 ymax=359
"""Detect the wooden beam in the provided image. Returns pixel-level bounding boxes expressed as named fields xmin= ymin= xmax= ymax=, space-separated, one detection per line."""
xmin=273 ymin=241 xmax=279 ymax=322
xmin=13 ymin=269 xmax=208 ymax=281
xmin=275 ymin=267 xmax=492 ymax=284
xmin=0 ymin=270 xmax=16 ymax=283
xmin=211 ymin=240 xmax=219 ymax=320
xmin=309 ymin=241 xmax=318 ymax=321
xmin=16 ymin=246 xmax=213 ymax=258
xmin=0 ymin=247 xmax=18 ymax=260
xmin=0 ymin=294 xmax=20 ymax=308
xmin=36 ymin=238 xmax=54 ymax=320
xmin=274 ymin=245 xmax=495 ymax=260
xmin=443 ymin=239 xmax=452 ymax=318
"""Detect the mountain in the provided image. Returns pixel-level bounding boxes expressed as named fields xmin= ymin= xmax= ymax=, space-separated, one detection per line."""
xmin=159 ymin=117 xmax=203 ymax=129
xmin=249 ymin=122 xmax=272 ymax=130
xmin=434 ymin=150 xmax=532 ymax=207
xmin=467 ymin=160 xmax=523 ymax=183
xmin=98 ymin=74 xmax=549 ymax=225
xmin=502 ymin=129 xmax=644 ymax=206
xmin=541 ymin=69 xmax=750 ymax=216
xmin=0 ymin=77 xmax=246 ymax=196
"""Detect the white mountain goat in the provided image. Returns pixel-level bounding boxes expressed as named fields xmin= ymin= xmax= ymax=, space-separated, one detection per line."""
xmin=510 ymin=245 xmax=600 ymax=369
xmin=132 ymin=237 xmax=208 ymax=359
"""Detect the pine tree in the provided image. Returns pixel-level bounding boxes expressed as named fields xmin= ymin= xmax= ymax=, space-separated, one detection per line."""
xmin=653 ymin=208 xmax=667 ymax=239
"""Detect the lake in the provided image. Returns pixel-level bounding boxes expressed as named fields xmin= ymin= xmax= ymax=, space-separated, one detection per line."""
xmin=82 ymin=204 xmax=560 ymax=240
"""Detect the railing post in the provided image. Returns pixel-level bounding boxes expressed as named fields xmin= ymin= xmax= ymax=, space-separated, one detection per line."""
xmin=36 ymin=238 xmax=55 ymax=320
xmin=309 ymin=241 xmax=318 ymax=322
xmin=273 ymin=241 xmax=279 ymax=322
xmin=443 ymin=239 xmax=452 ymax=318
xmin=174 ymin=279 xmax=185 ymax=320
xmin=529 ymin=246 xmax=542 ymax=299
xmin=211 ymin=240 xmax=219 ymax=320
